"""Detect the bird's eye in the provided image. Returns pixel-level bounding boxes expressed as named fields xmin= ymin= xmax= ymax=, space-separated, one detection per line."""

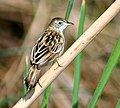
xmin=58 ymin=21 xmax=62 ymax=25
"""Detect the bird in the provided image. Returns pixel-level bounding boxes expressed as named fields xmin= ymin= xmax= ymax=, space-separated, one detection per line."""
xmin=24 ymin=17 xmax=74 ymax=90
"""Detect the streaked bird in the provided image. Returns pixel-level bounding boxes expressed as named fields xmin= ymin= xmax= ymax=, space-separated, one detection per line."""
xmin=24 ymin=17 xmax=73 ymax=90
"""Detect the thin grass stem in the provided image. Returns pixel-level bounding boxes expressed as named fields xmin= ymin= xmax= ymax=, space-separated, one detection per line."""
xmin=72 ymin=0 xmax=86 ymax=108
xmin=23 ymin=56 xmax=29 ymax=95
xmin=65 ymin=0 xmax=74 ymax=21
xmin=88 ymin=37 xmax=120 ymax=108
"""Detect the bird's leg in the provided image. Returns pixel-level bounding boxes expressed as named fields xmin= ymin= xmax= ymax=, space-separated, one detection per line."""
xmin=56 ymin=57 xmax=63 ymax=67
xmin=38 ymin=81 xmax=42 ymax=88
xmin=36 ymin=65 xmax=42 ymax=88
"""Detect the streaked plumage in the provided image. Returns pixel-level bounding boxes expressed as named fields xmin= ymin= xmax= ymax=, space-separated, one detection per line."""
xmin=30 ymin=29 xmax=64 ymax=66
xmin=24 ymin=17 xmax=73 ymax=90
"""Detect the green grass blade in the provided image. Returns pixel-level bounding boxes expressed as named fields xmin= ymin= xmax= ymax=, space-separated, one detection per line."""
xmin=23 ymin=56 xmax=29 ymax=95
xmin=88 ymin=37 xmax=120 ymax=108
xmin=41 ymin=85 xmax=52 ymax=108
xmin=72 ymin=0 xmax=86 ymax=108
xmin=65 ymin=0 xmax=74 ymax=21
xmin=41 ymin=0 xmax=74 ymax=107
xmin=116 ymin=100 xmax=120 ymax=108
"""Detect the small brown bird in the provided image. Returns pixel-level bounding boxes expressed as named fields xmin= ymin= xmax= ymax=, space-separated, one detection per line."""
xmin=24 ymin=17 xmax=73 ymax=90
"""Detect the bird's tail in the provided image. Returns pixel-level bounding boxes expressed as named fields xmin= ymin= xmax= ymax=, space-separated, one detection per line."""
xmin=24 ymin=65 xmax=41 ymax=90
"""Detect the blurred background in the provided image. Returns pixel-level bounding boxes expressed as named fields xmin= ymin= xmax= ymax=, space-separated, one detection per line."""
xmin=0 ymin=0 xmax=120 ymax=108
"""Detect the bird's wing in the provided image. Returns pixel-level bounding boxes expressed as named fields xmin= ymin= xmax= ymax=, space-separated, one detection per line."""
xmin=30 ymin=30 xmax=64 ymax=66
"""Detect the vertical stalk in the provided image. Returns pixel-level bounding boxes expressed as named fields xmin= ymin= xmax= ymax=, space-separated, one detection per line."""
xmin=88 ymin=37 xmax=120 ymax=108
xmin=72 ymin=0 xmax=86 ymax=108
xmin=23 ymin=56 xmax=28 ymax=95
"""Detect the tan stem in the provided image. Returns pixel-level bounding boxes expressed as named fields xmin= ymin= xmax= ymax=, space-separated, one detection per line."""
xmin=13 ymin=0 xmax=120 ymax=108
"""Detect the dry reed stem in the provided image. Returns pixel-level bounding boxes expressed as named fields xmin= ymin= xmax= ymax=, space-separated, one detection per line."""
xmin=13 ymin=0 xmax=120 ymax=108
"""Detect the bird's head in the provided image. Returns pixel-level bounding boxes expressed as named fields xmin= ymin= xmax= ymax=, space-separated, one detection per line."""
xmin=49 ymin=17 xmax=74 ymax=33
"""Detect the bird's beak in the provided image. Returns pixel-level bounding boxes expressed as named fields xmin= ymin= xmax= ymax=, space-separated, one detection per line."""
xmin=67 ymin=21 xmax=74 ymax=25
